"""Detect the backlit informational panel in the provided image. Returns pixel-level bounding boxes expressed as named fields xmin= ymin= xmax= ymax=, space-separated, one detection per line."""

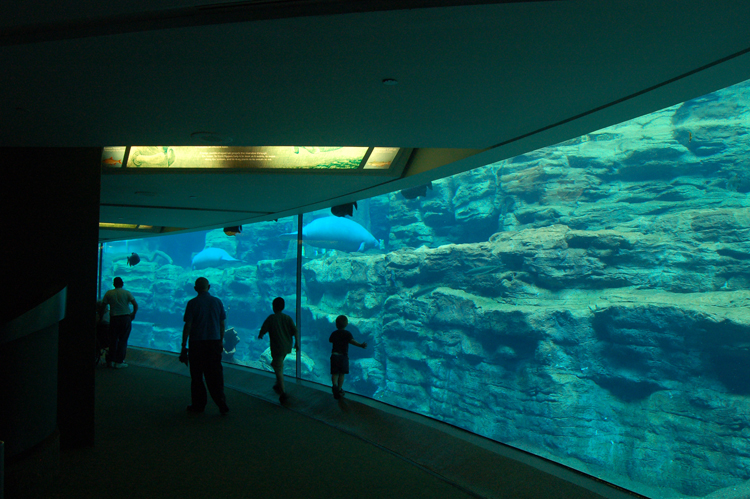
xmin=101 ymin=146 xmax=126 ymax=168
xmin=363 ymin=147 xmax=400 ymax=169
xmin=124 ymin=146 xmax=370 ymax=170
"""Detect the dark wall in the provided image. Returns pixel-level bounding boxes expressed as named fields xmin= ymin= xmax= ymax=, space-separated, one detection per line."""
xmin=0 ymin=324 xmax=59 ymax=458
xmin=0 ymin=148 xmax=101 ymax=450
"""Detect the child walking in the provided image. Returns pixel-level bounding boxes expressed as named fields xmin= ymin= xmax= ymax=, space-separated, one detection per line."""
xmin=258 ymin=297 xmax=298 ymax=403
xmin=329 ymin=315 xmax=367 ymax=399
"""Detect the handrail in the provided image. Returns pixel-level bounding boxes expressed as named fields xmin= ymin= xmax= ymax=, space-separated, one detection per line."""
xmin=0 ymin=287 xmax=67 ymax=346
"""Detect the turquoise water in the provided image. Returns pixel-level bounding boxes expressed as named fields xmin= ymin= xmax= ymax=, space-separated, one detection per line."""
xmin=99 ymin=78 xmax=750 ymax=498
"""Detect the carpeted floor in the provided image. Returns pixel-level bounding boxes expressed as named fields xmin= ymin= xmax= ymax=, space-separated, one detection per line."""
xmin=51 ymin=364 xmax=474 ymax=499
xmin=41 ymin=350 xmax=641 ymax=499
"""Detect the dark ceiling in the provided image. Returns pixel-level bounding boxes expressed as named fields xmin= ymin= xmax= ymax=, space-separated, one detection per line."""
xmin=3 ymin=0 xmax=750 ymax=241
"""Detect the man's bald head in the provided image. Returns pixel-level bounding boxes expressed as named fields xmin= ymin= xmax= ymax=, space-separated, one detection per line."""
xmin=194 ymin=277 xmax=210 ymax=292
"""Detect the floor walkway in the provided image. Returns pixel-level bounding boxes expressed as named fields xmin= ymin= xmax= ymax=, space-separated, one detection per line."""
xmin=48 ymin=348 xmax=639 ymax=499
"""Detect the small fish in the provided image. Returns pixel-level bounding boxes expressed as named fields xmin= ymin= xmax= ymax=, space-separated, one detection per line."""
xmin=331 ymin=202 xmax=357 ymax=218
xmin=223 ymin=327 xmax=241 ymax=351
xmin=126 ymin=252 xmax=140 ymax=266
xmin=223 ymin=226 xmax=242 ymax=236
xmin=102 ymin=157 xmax=122 ymax=166
xmin=400 ymin=182 xmax=433 ymax=200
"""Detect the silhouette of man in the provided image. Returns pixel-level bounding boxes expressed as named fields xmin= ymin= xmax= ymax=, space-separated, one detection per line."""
xmin=182 ymin=277 xmax=229 ymax=415
xmin=100 ymin=277 xmax=138 ymax=368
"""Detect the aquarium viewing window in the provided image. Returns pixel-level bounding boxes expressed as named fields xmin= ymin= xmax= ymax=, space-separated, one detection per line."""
xmin=98 ymin=77 xmax=750 ymax=499
xmin=101 ymin=146 xmax=404 ymax=172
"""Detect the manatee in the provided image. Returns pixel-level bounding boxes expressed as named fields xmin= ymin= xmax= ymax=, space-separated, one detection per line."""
xmin=282 ymin=217 xmax=379 ymax=252
xmin=191 ymin=247 xmax=242 ymax=270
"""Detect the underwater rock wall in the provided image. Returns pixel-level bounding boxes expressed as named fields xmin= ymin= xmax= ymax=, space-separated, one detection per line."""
xmin=300 ymin=81 xmax=750 ymax=497
xmin=301 ymin=231 xmax=750 ymax=497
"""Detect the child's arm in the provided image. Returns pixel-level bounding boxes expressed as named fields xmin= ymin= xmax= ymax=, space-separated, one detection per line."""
xmin=258 ymin=319 xmax=268 ymax=339
xmin=349 ymin=338 xmax=367 ymax=349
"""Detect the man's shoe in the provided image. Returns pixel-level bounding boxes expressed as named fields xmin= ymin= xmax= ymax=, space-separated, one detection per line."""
xmin=279 ymin=392 xmax=289 ymax=404
xmin=186 ymin=405 xmax=204 ymax=413
xmin=332 ymin=386 xmax=340 ymax=399
xmin=272 ymin=384 xmax=281 ymax=394
xmin=114 ymin=362 xmax=128 ymax=369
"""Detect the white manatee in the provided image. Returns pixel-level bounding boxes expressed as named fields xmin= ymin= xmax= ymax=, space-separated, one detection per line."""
xmin=282 ymin=216 xmax=379 ymax=252
xmin=191 ymin=247 xmax=242 ymax=270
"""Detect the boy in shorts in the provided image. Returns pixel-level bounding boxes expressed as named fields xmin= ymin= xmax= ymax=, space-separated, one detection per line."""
xmin=258 ymin=297 xmax=298 ymax=403
xmin=329 ymin=315 xmax=367 ymax=399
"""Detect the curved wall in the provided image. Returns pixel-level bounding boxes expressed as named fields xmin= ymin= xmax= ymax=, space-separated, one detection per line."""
xmin=0 ymin=288 xmax=66 ymax=496
xmin=0 ymin=330 xmax=60 ymax=460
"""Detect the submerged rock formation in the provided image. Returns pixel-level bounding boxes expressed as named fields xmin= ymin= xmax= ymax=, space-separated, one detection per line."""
xmin=301 ymin=230 xmax=750 ymax=497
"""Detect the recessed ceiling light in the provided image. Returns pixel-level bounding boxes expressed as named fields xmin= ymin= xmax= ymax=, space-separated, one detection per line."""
xmin=191 ymin=131 xmax=234 ymax=144
xmin=382 ymin=78 xmax=398 ymax=85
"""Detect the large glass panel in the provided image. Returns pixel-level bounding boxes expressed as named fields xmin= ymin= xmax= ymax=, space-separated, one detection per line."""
xmin=99 ymin=217 xmax=299 ymax=377
xmin=297 ymin=206 xmax=387 ymax=394
xmin=98 ymin=77 xmax=750 ymax=498
xmin=298 ymin=78 xmax=750 ymax=498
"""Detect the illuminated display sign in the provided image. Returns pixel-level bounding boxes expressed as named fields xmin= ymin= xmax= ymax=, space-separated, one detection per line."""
xmin=101 ymin=146 xmax=126 ymax=168
xmin=124 ymin=146 xmax=370 ymax=169
xmin=99 ymin=223 xmax=154 ymax=230
xmin=102 ymin=146 xmax=409 ymax=173
xmin=363 ymin=147 xmax=399 ymax=169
